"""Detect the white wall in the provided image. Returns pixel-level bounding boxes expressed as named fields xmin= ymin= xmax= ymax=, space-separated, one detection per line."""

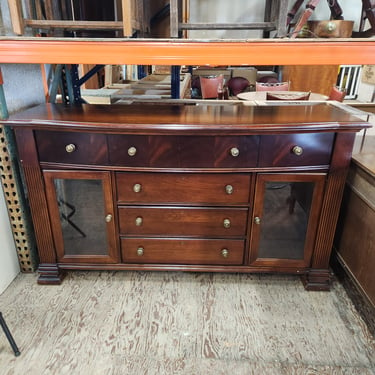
xmin=0 ymin=184 xmax=20 ymax=294
xmin=0 ymin=64 xmax=45 ymax=294
xmin=188 ymin=0 xmax=363 ymax=39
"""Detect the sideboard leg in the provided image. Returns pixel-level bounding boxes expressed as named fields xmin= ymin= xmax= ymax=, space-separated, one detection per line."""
xmin=301 ymin=269 xmax=331 ymax=291
xmin=37 ymin=264 xmax=66 ymax=285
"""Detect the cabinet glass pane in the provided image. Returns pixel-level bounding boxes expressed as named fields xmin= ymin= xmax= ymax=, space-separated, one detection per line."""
xmin=258 ymin=181 xmax=314 ymax=260
xmin=54 ymin=178 xmax=108 ymax=256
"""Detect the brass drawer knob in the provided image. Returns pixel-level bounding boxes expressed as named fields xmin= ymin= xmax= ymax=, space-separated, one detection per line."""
xmin=254 ymin=216 xmax=261 ymax=225
xmin=65 ymin=143 xmax=76 ymax=153
xmin=230 ymin=147 xmax=240 ymax=157
xmin=225 ymin=184 xmax=233 ymax=195
xmin=292 ymin=145 xmax=303 ymax=156
xmin=223 ymin=218 xmax=231 ymax=228
xmin=128 ymin=146 xmax=137 ymax=156
xmin=135 ymin=216 xmax=143 ymax=226
xmin=221 ymin=248 xmax=229 ymax=258
xmin=133 ymin=183 xmax=142 ymax=193
xmin=137 ymin=246 xmax=144 ymax=256
xmin=105 ymin=214 xmax=112 ymax=223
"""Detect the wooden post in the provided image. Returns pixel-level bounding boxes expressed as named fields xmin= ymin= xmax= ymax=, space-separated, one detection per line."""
xmin=122 ymin=0 xmax=133 ymax=36
xmin=170 ymin=0 xmax=179 ymax=37
xmin=7 ymin=0 xmax=24 ymax=35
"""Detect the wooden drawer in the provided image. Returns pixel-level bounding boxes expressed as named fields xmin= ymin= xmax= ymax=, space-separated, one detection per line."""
xmin=259 ymin=133 xmax=334 ymax=168
xmin=118 ymin=206 xmax=248 ymax=236
xmin=108 ymin=135 xmax=259 ymax=168
xmin=121 ymin=238 xmax=245 ymax=265
xmin=116 ymin=173 xmax=251 ymax=204
xmin=35 ymin=131 xmax=108 ymax=165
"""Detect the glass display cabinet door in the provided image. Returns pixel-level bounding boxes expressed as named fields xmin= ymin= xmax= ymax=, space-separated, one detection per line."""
xmin=43 ymin=170 xmax=118 ymax=263
xmin=249 ymin=173 xmax=326 ymax=268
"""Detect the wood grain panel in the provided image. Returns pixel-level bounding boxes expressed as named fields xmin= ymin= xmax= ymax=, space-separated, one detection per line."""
xmin=282 ymin=65 xmax=340 ymax=96
xmin=259 ymin=133 xmax=334 ymax=168
xmin=118 ymin=206 xmax=248 ymax=236
xmin=311 ymin=133 xmax=356 ymax=271
xmin=1 ymin=272 xmax=374 ymax=373
xmin=121 ymin=238 xmax=244 ymax=265
xmin=116 ymin=172 xmax=251 ymax=205
xmin=35 ymin=130 xmax=108 ymax=165
xmin=14 ymin=129 xmax=55 ymax=263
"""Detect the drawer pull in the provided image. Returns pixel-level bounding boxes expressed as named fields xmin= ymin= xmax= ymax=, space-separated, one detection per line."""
xmin=221 ymin=248 xmax=229 ymax=258
xmin=128 ymin=146 xmax=137 ymax=156
xmin=135 ymin=216 xmax=143 ymax=226
xmin=105 ymin=214 xmax=112 ymax=223
xmin=225 ymin=184 xmax=234 ymax=195
xmin=223 ymin=218 xmax=231 ymax=228
xmin=292 ymin=145 xmax=303 ymax=156
xmin=133 ymin=183 xmax=142 ymax=193
xmin=254 ymin=216 xmax=261 ymax=225
xmin=65 ymin=143 xmax=76 ymax=153
xmin=137 ymin=246 xmax=144 ymax=256
xmin=230 ymin=147 xmax=240 ymax=157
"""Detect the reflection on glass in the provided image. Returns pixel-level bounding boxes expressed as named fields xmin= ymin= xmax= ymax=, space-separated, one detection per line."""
xmin=54 ymin=178 xmax=107 ymax=256
xmin=258 ymin=181 xmax=314 ymax=260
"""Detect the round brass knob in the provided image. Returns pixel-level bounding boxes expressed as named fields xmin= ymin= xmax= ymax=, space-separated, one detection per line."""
xmin=133 ymin=183 xmax=142 ymax=193
xmin=254 ymin=216 xmax=261 ymax=225
xmin=225 ymin=184 xmax=233 ymax=195
xmin=128 ymin=146 xmax=137 ymax=157
xmin=230 ymin=147 xmax=240 ymax=157
xmin=292 ymin=145 xmax=303 ymax=156
xmin=137 ymin=247 xmax=144 ymax=256
xmin=65 ymin=143 xmax=76 ymax=153
xmin=326 ymin=21 xmax=337 ymax=32
xmin=221 ymin=248 xmax=229 ymax=258
xmin=105 ymin=214 xmax=112 ymax=223
xmin=135 ymin=216 xmax=143 ymax=226
xmin=223 ymin=218 xmax=231 ymax=229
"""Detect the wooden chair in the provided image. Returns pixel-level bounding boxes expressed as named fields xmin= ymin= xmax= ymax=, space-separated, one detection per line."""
xmin=256 ymin=81 xmax=290 ymax=91
xmin=199 ymin=75 xmax=224 ymax=99
xmin=227 ymin=77 xmax=250 ymax=96
xmin=328 ymin=86 xmax=346 ymax=102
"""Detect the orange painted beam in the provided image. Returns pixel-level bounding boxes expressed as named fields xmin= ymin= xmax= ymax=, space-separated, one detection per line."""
xmin=0 ymin=38 xmax=374 ymax=65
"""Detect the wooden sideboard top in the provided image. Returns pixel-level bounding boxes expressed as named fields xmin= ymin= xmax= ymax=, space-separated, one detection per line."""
xmin=4 ymin=102 xmax=371 ymax=134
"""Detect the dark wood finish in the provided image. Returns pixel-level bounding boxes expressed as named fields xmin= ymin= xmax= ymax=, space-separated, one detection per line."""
xmin=43 ymin=170 xmax=119 ymax=264
xmin=259 ymin=133 xmax=335 ymax=168
xmin=116 ymin=173 xmax=251 ymax=205
xmin=4 ymin=103 xmax=370 ymax=288
xmin=334 ymin=160 xmax=375 ymax=310
xmin=249 ymin=173 xmax=326 ymax=269
xmin=121 ymin=238 xmax=245 ymax=265
xmin=119 ymin=206 xmax=248 ymax=236
xmin=35 ymin=131 xmax=108 ymax=165
xmin=108 ymin=135 xmax=259 ymax=168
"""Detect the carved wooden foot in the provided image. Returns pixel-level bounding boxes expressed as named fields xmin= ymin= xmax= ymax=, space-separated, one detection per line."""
xmin=301 ymin=269 xmax=331 ymax=291
xmin=37 ymin=264 xmax=66 ymax=285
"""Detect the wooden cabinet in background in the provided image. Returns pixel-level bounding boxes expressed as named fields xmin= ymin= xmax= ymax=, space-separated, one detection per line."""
xmin=282 ymin=65 xmax=339 ymax=96
xmin=4 ymin=102 xmax=370 ymax=290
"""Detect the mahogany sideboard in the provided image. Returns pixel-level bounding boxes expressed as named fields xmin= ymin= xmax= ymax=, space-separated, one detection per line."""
xmin=3 ymin=102 xmax=371 ymax=290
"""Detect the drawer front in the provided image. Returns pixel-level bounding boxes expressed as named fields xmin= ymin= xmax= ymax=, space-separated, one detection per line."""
xmin=119 ymin=207 xmax=248 ymax=236
xmin=108 ymin=135 xmax=178 ymax=168
xmin=258 ymin=133 xmax=334 ymax=168
xmin=35 ymin=131 xmax=108 ymax=165
xmin=108 ymin=135 xmax=259 ymax=168
xmin=121 ymin=238 xmax=245 ymax=265
xmin=116 ymin=173 xmax=251 ymax=204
